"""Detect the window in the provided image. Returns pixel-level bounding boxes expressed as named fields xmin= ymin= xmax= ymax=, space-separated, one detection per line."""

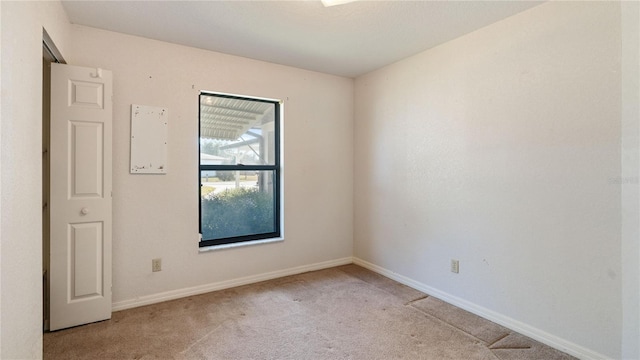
xmin=199 ymin=92 xmax=281 ymax=247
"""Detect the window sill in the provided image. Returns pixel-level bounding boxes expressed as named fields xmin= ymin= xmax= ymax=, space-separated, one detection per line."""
xmin=198 ymin=237 xmax=284 ymax=253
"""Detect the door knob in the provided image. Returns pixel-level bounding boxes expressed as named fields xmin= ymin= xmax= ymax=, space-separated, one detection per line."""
xmin=81 ymin=207 xmax=90 ymax=215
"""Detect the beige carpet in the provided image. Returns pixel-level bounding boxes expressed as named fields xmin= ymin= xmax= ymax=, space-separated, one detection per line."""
xmin=44 ymin=265 xmax=576 ymax=359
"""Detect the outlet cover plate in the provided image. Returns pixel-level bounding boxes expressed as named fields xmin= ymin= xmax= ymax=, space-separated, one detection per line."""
xmin=451 ymin=259 xmax=459 ymax=274
xmin=152 ymin=258 xmax=162 ymax=272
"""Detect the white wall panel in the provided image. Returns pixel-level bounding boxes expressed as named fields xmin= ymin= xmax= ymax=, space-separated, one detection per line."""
xmin=355 ymin=2 xmax=628 ymax=358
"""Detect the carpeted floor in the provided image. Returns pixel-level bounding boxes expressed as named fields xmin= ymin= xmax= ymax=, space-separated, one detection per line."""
xmin=44 ymin=265 xmax=576 ymax=359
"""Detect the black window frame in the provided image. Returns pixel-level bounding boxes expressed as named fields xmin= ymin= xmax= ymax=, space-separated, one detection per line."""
xmin=198 ymin=92 xmax=281 ymax=247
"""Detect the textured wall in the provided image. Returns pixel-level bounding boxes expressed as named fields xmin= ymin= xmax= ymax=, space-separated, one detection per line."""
xmin=69 ymin=25 xmax=354 ymax=305
xmin=354 ymin=2 xmax=625 ymax=358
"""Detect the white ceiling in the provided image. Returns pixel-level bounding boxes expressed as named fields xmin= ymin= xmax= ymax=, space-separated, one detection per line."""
xmin=61 ymin=1 xmax=544 ymax=78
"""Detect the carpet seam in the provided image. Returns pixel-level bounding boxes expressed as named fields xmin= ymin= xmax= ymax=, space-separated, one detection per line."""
xmin=407 ymin=300 xmax=514 ymax=349
xmin=406 ymin=303 xmax=494 ymax=346
xmin=179 ymin=320 xmax=229 ymax=355
xmin=404 ymin=295 xmax=429 ymax=306
xmin=486 ymin=332 xmax=511 ymax=348
xmin=340 ymin=268 xmax=496 ymax=351
xmin=406 ymin=305 xmax=528 ymax=359
xmin=491 ymin=346 xmax=533 ymax=350
xmin=406 ymin=305 xmax=505 ymax=360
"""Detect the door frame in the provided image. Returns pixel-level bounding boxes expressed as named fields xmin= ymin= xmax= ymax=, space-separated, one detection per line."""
xmin=42 ymin=28 xmax=65 ymax=332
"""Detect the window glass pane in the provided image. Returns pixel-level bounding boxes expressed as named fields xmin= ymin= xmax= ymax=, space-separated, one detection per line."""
xmin=200 ymin=95 xmax=276 ymax=166
xmin=200 ymin=170 xmax=275 ymax=241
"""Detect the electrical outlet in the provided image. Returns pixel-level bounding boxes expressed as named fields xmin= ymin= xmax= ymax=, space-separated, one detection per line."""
xmin=152 ymin=258 xmax=162 ymax=272
xmin=451 ymin=259 xmax=459 ymax=274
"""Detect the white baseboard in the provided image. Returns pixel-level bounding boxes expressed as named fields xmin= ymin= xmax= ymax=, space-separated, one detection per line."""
xmin=112 ymin=257 xmax=353 ymax=312
xmin=352 ymin=257 xmax=610 ymax=360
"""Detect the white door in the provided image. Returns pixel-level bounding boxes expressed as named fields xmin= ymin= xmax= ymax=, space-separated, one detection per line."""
xmin=49 ymin=63 xmax=113 ymax=331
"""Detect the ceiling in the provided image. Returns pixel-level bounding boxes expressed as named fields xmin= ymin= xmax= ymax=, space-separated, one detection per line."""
xmin=61 ymin=1 xmax=544 ymax=78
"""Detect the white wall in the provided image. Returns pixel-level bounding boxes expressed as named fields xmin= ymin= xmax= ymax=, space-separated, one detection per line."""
xmin=0 ymin=1 xmax=71 ymax=358
xmin=621 ymin=2 xmax=640 ymax=358
xmin=69 ymin=25 xmax=354 ymax=306
xmin=354 ymin=2 xmax=633 ymax=359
